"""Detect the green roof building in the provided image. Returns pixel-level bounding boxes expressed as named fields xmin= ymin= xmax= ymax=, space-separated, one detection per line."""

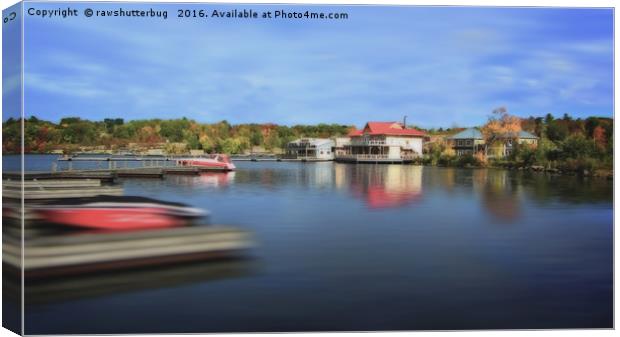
xmin=447 ymin=128 xmax=486 ymax=156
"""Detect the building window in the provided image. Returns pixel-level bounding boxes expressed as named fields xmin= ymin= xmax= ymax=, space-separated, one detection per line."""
xmin=466 ymin=140 xmax=472 ymax=146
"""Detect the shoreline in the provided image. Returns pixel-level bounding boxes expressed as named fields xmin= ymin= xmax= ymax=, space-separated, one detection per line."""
xmin=423 ymin=163 xmax=613 ymax=180
xmin=8 ymin=152 xmax=614 ymax=180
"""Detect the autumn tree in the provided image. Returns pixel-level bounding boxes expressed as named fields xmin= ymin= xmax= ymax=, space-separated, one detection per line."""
xmin=481 ymin=107 xmax=522 ymax=140
xmin=480 ymin=107 xmax=523 ymax=157
xmin=592 ymin=126 xmax=607 ymax=149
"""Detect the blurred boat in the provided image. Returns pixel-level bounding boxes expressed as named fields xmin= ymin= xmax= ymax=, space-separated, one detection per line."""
xmin=177 ymin=154 xmax=236 ymax=171
xmin=33 ymin=196 xmax=207 ymax=230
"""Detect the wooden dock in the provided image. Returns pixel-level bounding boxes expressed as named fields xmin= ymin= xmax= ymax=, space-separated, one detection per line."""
xmin=3 ymin=166 xmax=230 ymax=182
xmin=2 ymin=171 xmax=254 ymax=281
xmin=3 ymin=225 xmax=254 ymax=279
xmin=3 ymin=171 xmax=116 ymax=182
xmin=3 ymin=178 xmax=124 ymax=200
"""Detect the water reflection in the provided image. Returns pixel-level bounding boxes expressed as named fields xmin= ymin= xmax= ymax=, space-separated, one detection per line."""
xmin=11 ymin=157 xmax=613 ymax=332
xmin=14 ymin=259 xmax=257 ymax=305
xmin=233 ymin=163 xmax=424 ymax=209
xmin=198 ymin=172 xmax=235 ymax=188
xmin=475 ymin=169 xmax=522 ymax=223
xmin=227 ymin=162 xmax=611 ymax=215
xmin=165 ymin=171 xmax=236 ymax=189
xmin=345 ymin=164 xmax=423 ymax=209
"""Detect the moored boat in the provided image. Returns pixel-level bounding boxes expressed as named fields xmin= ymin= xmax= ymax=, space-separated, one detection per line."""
xmin=33 ymin=196 xmax=207 ymax=230
xmin=176 ymin=154 xmax=236 ymax=171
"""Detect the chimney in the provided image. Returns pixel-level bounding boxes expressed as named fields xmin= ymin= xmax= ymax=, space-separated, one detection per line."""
xmin=403 ymin=115 xmax=408 ymax=129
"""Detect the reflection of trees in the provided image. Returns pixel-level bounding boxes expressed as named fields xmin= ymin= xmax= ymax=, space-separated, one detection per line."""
xmin=516 ymin=172 xmax=613 ymax=205
xmin=430 ymin=167 xmax=611 ymax=223
xmin=477 ymin=170 xmax=521 ymax=223
xmin=427 ymin=167 xmax=523 ymax=223
xmin=474 ymin=170 xmax=611 ymax=222
xmin=422 ymin=167 xmax=457 ymax=192
xmin=348 ymin=165 xmax=423 ymax=209
xmin=194 ymin=163 xmax=610 ymax=213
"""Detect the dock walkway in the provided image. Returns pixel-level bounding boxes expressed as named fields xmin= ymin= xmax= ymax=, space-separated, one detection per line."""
xmin=3 ymin=225 xmax=253 ymax=278
xmin=3 ymin=166 xmax=230 ymax=182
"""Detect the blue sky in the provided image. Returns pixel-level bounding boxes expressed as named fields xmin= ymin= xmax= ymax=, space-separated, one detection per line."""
xmin=17 ymin=3 xmax=614 ymax=128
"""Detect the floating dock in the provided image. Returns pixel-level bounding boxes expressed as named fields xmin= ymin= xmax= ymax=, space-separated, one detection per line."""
xmin=3 ymin=166 xmax=230 ymax=182
xmin=3 ymin=225 xmax=254 ymax=279
xmin=2 ymin=175 xmax=254 ymax=280
xmin=3 ymin=178 xmax=124 ymax=200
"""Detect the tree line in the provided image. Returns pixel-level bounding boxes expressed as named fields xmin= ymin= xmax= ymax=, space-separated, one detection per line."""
xmin=2 ymin=116 xmax=353 ymax=154
xmin=424 ymin=109 xmax=613 ymax=173
xmin=2 ymin=113 xmax=613 ymax=174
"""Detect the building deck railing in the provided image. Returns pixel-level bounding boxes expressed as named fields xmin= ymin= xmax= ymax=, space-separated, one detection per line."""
xmin=337 ymin=153 xmax=418 ymax=161
xmin=337 ymin=154 xmax=382 ymax=160
xmin=351 ymin=140 xmax=387 ymax=146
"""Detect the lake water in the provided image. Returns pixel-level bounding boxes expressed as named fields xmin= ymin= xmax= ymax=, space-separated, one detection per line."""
xmin=6 ymin=155 xmax=614 ymax=333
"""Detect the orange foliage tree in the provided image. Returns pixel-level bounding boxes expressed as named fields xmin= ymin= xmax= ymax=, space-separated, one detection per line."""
xmin=481 ymin=107 xmax=522 ymax=140
xmin=480 ymin=107 xmax=523 ymax=157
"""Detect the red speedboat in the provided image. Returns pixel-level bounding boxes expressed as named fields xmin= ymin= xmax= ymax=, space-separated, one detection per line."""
xmin=34 ymin=196 xmax=207 ymax=230
xmin=177 ymin=154 xmax=236 ymax=171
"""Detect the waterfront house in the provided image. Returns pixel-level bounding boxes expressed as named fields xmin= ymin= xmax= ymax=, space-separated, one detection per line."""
xmin=447 ymin=128 xmax=486 ymax=156
xmin=284 ymin=138 xmax=335 ymax=161
xmin=486 ymin=130 xmax=539 ymax=158
xmin=336 ymin=122 xmax=425 ymax=163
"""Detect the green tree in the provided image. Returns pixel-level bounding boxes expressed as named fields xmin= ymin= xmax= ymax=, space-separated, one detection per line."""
xmin=546 ymin=121 xmax=568 ymax=142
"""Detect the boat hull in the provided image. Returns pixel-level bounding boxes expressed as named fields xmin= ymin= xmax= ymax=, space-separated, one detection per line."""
xmin=177 ymin=155 xmax=236 ymax=171
xmin=34 ymin=196 xmax=207 ymax=230
xmin=37 ymin=208 xmax=187 ymax=230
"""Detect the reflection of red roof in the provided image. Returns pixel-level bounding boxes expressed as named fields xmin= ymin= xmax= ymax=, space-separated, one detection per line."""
xmin=366 ymin=185 xmax=422 ymax=208
xmin=350 ymin=122 xmax=425 ymax=137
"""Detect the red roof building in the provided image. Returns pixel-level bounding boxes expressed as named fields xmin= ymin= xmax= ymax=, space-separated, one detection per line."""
xmin=338 ymin=121 xmax=425 ymax=163
xmin=353 ymin=122 xmax=425 ymax=137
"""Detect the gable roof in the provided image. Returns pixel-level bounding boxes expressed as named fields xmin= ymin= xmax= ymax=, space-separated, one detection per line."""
xmin=448 ymin=128 xmax=483 ymax=140
xmin=495 ymin=130 xmax=539 ymax=139
xmin=517 ymin=130 xmax=538 ymax=139
xmin=350 ymin=122 xmax=425 ymax=137
xmin=348 ymin=129 xmax=363 ymax=137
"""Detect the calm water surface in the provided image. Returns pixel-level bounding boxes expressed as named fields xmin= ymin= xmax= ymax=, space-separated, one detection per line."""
xmin=11 ymin=155 xmax=613 ymax=332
